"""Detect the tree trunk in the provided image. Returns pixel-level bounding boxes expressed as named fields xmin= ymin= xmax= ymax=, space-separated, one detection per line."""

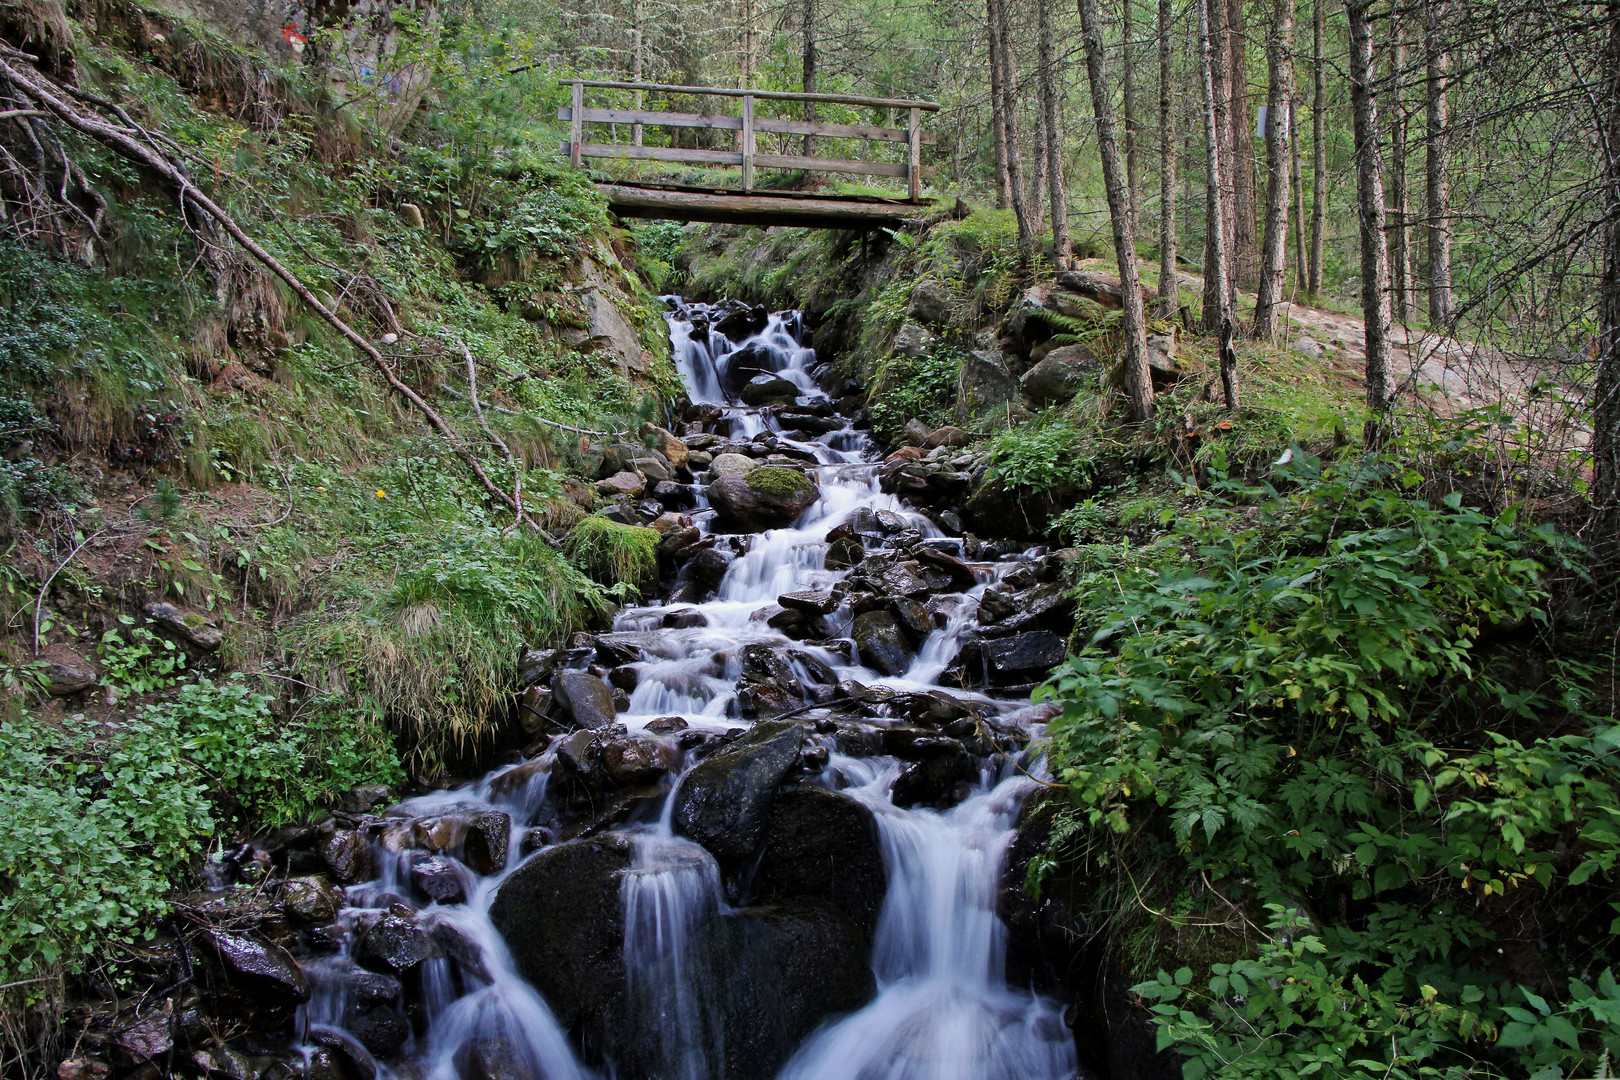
xmin=1423 ymin=0 xmax=1452 ymax=325
xmin=1227 ymin=0 xmax=1259 ymax=284
xmin=1077 ymin=0 xmax=1156 ymax=421
xmin=1123 ymin=0 xmax=1141 ymax=236
xmin=1387 ymin=10 xmax=1413 ymax=324
xmin=1201 ymin=0 xmax=1234 ymax=332
xmin=1157 ymin=0 xmax=1179 ymax=317
xmin=1290 ymin=75 xmax=1309 ymax=289
xmin=802 ymin=0 xmax=817 ymax=156
xmin=991 ymin=0 xmax=1036 ymax=263
xmin=1592 ymin=0 xmax=1620 ymax=529
xmin=988 ymin=6 xmax=1012 ymax=209
xmin=1252 ymin=0 xmax=1294 ymax=339
xmin=1031 ymin=100 xmax=1049 ymax=228
xmin=1345 ymin=0 xmax=1392 ymax=432
xmin=1308 ymin=0 xmax=1327 ymax=294
xmin=1197 ymin=0 xmax=1239 ymax=408
xmin=1039 ymin=0 xmax=1072 ymax=265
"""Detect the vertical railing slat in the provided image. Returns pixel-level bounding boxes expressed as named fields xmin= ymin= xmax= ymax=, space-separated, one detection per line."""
xmin=907 ymin=106 xmax=922 ymax=202
xmin=742 ymin=94 xmax=756 ymax=192
xmin=570 ymin=81 xmax=585 ymax=167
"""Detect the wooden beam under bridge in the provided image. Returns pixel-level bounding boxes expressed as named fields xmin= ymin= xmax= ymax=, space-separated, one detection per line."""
xmin=598 ymin=183 xmax=935 ymax=228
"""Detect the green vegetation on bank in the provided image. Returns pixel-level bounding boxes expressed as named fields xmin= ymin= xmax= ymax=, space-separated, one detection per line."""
xmin=1034 ymin=429 xmax=1619 ymax=1078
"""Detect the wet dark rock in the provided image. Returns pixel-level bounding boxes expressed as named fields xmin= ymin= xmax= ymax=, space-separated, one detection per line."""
xmin=354 ymin=915 xmax=436 ymax=976
xmin=200 ymin=929 xmax=310 ymax=1005
xmin=672 ymin=720 xmax=804 ymax=861
xmin=344 ymin=1005 xmax=410 ymax=1059
xmin=977 ymin=585 xmax=1018 ymax=624
xmin=754 ymin=786 xmax=887 ymax=943
xmin=463 ymin=810 xmax=510 ymax=876
xmin=891 ymin=747 xmax=974 ymax=807
xmin=982 ymin=631 xmax=1067 ymax=681
xmin=56 ymin=1058 xmax=111 ymax=1080
xmin=686 ymin=546 xmax=734 ymax=591
xmin=890 ymin=596 xmax=933 ymax=640
xmin=552 ymin=670 xmax=618 ymax=730
xmin=653 ymin=480 xmax=697 ymax=510
xmin=740 ymin=375 xmax=800 ymax=407
xmin=778 ymin=590 xmax=836 ymax=615
xmin=824 ymin=535 xmax=865 ymax=569
xmin=875 ymin=561 xmax=933 ymax=598
xmin=113 ymin=1013 xmax=172 ymax=1063
xmin=489 ymin=835 xmax=633 ymax=1033
xmin=599 ymin=734 xmax=679 ymax=786
xmin=410 ymin=856 xmax=466 ymax=904
xmin=609 ymin=664 xmax=640 ymax=692
xmin=281 ymin=875 xmax=342 ymax=926
xmin=714 ymin=305 xmax=768 ymax=341
xmin=801 ymin=743 xmax=829 ymax=770
xmin=708 ymin=468 xmax=819 ymax=532
xmin=851 ymin=610 xmax=914 ymax=677
xmin=662 ymin=608 xmax=708 ymax=629
xmin=308 ymin=1027 xmax=377 ymax=1080
xmin=453 ymin=1033 xmax=545 ymax=1080
xmin=190 ymin=1047 xmax=253 ymax=1080
xmin=736 ymin=676 xmax=800 ymax=719
xmin=645 ymin=715 xmax=689 ymax=734
xmin=914 ymin=546 xmax=979 ymax=591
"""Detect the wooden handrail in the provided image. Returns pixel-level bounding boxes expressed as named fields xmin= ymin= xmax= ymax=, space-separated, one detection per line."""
xmin=569 ymin=79 xmax=941 ymax=112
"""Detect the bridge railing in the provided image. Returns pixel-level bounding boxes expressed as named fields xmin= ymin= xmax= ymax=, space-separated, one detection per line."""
xmin=559 ymin=80 xmax=940 ymax=202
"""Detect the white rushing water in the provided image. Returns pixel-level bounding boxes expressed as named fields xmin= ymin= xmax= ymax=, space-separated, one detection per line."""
xmin=298 ymin=299 xmax=1081 ymax=1080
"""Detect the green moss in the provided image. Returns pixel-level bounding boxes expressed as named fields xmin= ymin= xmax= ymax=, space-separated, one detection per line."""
xmin=744 ymin=466 xmax=813 ymax=499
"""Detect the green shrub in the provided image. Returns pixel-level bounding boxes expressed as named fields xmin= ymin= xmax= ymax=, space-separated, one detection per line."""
xmin=869 ymin=349 xmax=964 ymax=443
xmin=98 ymin=623 xmax=186 ymax=694
xmin=1036 ymin=444 xmax=1619 ymax=1079
xmin=986 ymin=413 xmax=1096 ymax=494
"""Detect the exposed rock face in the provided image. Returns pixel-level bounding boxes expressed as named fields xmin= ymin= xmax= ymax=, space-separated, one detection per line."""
xmin=1021 ymin=343 xmax=1102 ymax=404
xmin=956 ymin=350 xmax=1021 ymax=424
xmin=907 ymin=279 xmax=955 ymax=325
xmin=144 ymin=601 xmax=224 ymax=651
xmin=488 ymin=835 xmax=633 ymax=1034
xmin=672 ymin=720 xmax=804 ymax=861
xmin=707 ymin=468 xmax=819 ymax=532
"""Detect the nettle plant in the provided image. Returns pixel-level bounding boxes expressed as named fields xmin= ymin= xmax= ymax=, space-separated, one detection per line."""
xmin=1036 ymin=444 xmax=1620 ymax=1079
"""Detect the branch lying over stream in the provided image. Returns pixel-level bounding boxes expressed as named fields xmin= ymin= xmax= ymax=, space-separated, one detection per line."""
xmin=0 ymin=49 xmax=528 ymax=524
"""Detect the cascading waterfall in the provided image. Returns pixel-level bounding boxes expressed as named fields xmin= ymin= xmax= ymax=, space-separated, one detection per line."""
xmin=294 ymin=298 xmax=1083 ymax=1080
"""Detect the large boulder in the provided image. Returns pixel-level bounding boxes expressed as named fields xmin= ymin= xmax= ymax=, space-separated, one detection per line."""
xmin=1021 ymin=343 xmax=1103 ymax=404
xmin=200 ymin=930 xmax=310 ymax=1006
xmin=906 ymin=279 xmax=955 ymax=326
xmin=625 ymin=900 xmax=877 ymax=1080
xmin=488 ymin=835 xmax=633 ymax=1035
xmin=740 ymin=375 xmax=800 ymax=407
xmin=672 ymin=720 xmax=804 ymax=862
xmin=892 ymin=322 xmax=938 ymax=359
xmin=753 ymin=786 xmax=887 ymax=943
xmin=552 ymin=670 xmax=619 ymax=730
xmin=707 ymin=468 xmax=819 ymax=533
xmin=852 ymin=610 xmax=915 ymax=677
xmin=955 ymin=350 xmax=1020 ymax=424
xmin=708 ymin=452 xmax=761 ymax=479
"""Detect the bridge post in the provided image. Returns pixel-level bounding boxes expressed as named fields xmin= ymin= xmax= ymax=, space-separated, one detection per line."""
xmin=569 ymin=81 xmax=584 ymax=167
xmin=907 ymin=106 xmax=922 ymax=202
xmin=741 ymin=94 xmax=756 ymax=193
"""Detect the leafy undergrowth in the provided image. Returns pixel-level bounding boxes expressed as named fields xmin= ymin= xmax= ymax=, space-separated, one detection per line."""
xmin=1034 ymin=430 xmax=1620 ymax=1078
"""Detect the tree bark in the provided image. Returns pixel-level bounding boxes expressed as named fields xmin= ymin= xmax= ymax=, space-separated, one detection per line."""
xmin=1157 ymin=0 xmax=1179 ymax=317
xmin=1252 ymin=0 xmax=1294 ymax=339
xmin=1039 ymin=0 xmax=1072 ymax=265
xmin=1227 ymin=0 xmax=1259 ymax=284
xmin=802 ymin=0 xmax=818 ymax=156
xmin=1308 ymin=0 xmax=1327 ymax=294
xmin=1345 ymin=0 xmax=1392 ymax=432
xmin=1423 ymin=0 xmax=1452 ymax=325
xmin=1289 ymin=73 xmax=1309 ymax=289
xmin=1076 ymin=0 xmax=1156 ymax=421
xmin=1201 ymin=0 xmax=1235 ymax=333
xmin=1387 ymin=9 xmax=1413 ymax=324
xmin=988 ymin=5 xmax=1012 ymax=209
xmin=1197 ymin=0 xmax=1239 ymax=408
xmin=1592 ymin=0 xmax=1620 ymax=529
xmin=1123 ymin=0 xmax=1141 ymax=236
xmin=1031 ymin=98 xmax=1049 ymax=227
xmin=991 ymin=0 xmax=1036 ymax=263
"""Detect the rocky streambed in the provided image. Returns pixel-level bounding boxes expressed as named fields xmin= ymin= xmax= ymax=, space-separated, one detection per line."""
xmin=77 ymin=301 xmax=1172 ymax=1080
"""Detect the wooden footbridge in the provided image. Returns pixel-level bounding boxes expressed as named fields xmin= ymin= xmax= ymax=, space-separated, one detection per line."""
xmin=560 ymin=80 xmax=940 ymax=228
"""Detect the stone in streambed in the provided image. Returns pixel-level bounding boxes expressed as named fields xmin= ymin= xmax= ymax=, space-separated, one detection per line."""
xmin=741 ymin=375 xmax=801 ymax=406
xmin=552 ymin=670 xmax=618 ymax=730
xmin=891 ymin=746 xmax=974 ymax=807
xmin=281 ymin=875 xmax=342 ymax=926
xmin=463 ymin=810 xmax=511 ymax=876
xmin=672 ymin=719 xmax=803 ymax=862
xmin=489 ymin=835 xmax=632 ymax=1033
xmin=707 ymin=468 xmax=819 ymax=532
xmin=753 ymin=785 xmax=887 ymax=944
xmin=852 ymin=610 xmax=915 ymax=677
xmin=200 ymin=929 xmax=310 ymax=1005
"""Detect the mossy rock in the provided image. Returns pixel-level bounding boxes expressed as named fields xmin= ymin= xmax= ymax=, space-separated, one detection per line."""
xmin=744 ymin=466 xmax=814 ymax=500
xmin=707 ymin=468 xmax=820 ymax=533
